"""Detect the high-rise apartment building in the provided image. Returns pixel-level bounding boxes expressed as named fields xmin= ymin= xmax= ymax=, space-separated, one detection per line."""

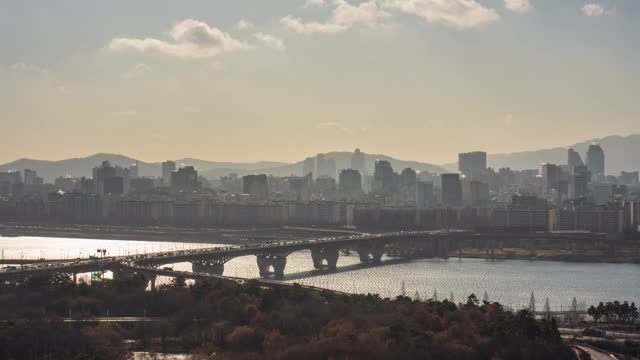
xmin=373 ymin=160 xmax=395 ymax=195
xmin=351 ymin=148 xmax=366 ymax=176
xmin=162 ymin=161 xmax=176 ymax=186
xmin=458 ymin=151 xmax=487 ymax=178
xmin=441 ymin=173 xmax=462 ymax=207
xmin=171 ymin=166 xmax=198 ymax=192
xmin=339 ymin=169 xmax=362 ymax=197
xmin=242 ymin=174 xmax=269 ymax=200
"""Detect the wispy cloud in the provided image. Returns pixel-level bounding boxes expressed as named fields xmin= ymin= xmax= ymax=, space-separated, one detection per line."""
xmin=282 ymin=0 xmax=390 ymax=34
xmin=236 ymin=19 xmax=254 ymax=31
xmin=504 ymin=0 xmax=532 ymax=14
xmin=316 ymin=121 xmax=353 ymax=134
xmin=581 ymin=3 xmax=615 ymax=17
xmin=109 ymin=19 xmax=252 ymax=59
xmin=253 ymin=33 xmax=286 ymax=51
xmin=123 ymin=63 xmax=152 ymax=79
xmin=305 ymin=0 xmax=327 ymax=7
xmin=383 ymin=0 xmax=500 ymax=30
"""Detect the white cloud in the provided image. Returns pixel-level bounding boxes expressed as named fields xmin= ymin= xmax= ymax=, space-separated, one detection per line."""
xmin=383 ymin=0 xmax=500 ymax=30
xmin=581 ymin=3 xmax=614 ymax=17
xmin=281 ymin=0 xmax=390 ymax=34
xmin=253 ymin=33 xmax=286 ymax=51
xmin=123 ymin=63 xmax=152 ymax=79
xmin=109 ymin=19 xmax=252 ymax=59
xmin=316 ymin=121 xmax=353 ymax=134
xmin=305 ymin=0 xmax=327 ymax=7
xmin=504 ymin=0 xmax=531 ymax=14
xmin=280 ymin=15 xmax=350 ymax=34
xmin=236 ymin=19 xmax=254 ymax=30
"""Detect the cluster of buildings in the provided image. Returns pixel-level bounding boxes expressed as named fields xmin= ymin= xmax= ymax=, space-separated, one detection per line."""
xmin=0 ymin=147 xmax=639 ymax=235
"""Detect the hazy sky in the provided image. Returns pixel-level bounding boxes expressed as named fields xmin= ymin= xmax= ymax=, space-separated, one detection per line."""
xmin=1 ymin=0 xmax=638 ymax=165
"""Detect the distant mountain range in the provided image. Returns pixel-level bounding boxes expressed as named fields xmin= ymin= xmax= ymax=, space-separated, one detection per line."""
xmin=441 ymin=134 xmax=640 ymax=175
xmin=0 ymin=152 xmax=447 ymax=182
xmin=1 ymin=134 xmax=638 ymax=182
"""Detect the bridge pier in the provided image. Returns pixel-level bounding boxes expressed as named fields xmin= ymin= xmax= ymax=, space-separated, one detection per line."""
xmin=357 ymin=243 xmax=384 ymax=264
xmin=311 ymin=247 xmax=340 ymax=270
xmin=257 ymin=255 xmax=287 ymax=278
xmin=192 ymin=260 xmax=225 ymax=276
xmin=149 ymin=275 xmax=157 ymax=291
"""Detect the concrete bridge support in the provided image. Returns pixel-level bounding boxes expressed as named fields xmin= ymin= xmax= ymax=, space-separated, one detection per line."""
xmin=356 ymin=243 xmax=385 ymax=264
xmin=192 ymin=260 xmax=225 ymax=276
xmin=149 ymin=275 xmax=157 ymax=291
xmin=311 ymin=247 xmax=340 ymax=270
xmin=257 ymin=255 xmax=287 ymax=278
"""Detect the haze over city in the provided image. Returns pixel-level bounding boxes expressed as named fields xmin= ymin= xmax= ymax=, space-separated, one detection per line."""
xmin=2 ymin=0 xmax=639 ymax=164
xmin=1 ymin=1 xmax=639 ymax=359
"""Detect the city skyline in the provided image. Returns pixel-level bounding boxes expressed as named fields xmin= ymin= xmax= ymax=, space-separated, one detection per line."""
xmin=2 ymin=1 xmax=639 ymax=164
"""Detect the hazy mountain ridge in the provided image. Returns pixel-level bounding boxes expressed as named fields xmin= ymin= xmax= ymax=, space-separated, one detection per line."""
xmin=0 ymin=154 xmax=288 ymax=182
xmin=199 ymin=152 xmax=448 ymax=179
xmin=2 ymin=135 xmax=637 ymax=182
xmin=0 ymin=152 xmax=446 ymax=182
xmin=441 ymin=134 xmax=640 ymax=175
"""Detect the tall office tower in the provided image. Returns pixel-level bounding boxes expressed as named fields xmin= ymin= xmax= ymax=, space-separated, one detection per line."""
xmin=458 ymin=151 xmax=487 ymax=178
xmin=171 ymin=166 xmax=198 ymax=192
xmin=339 ymin=169 xmax=362 ymax=197
xmin=302 ymin=157 xmax=314 ymax=177
xmin=23 ymin=169 xmax=37 ymax=185
xmin=93 ymin=161 xmax=118 ymax=195
xmin=327 ymin=158 xmax=337 ymax=179
xmin=351 ymin=148 xmax=366 ymax=176
xmin=162 ymin=160 xmax=176 ymax=185
xmin=441 ymin=173 xmax=463 ymax=207
xmin=242 ymin=174 xmax=269 ymax=200
xmin=129 ymin=162 xmax=139 ymax=178
xmin=400 ymin=168 xmax=417 ymax=188
xmin=542 ymin=163 xmax=560 ymax=196
xmin=569 ymin=165 xmax=589 ymax=199
xmin=400 ymin=168 xmax=417 ymax=203
xmin=315 ymin=153 xmax=328 ymax=178
xmin=586 ymin=144 xmax=605 ymax=178
xmin=373 ymin=160 xmax=395 ymax=194
xmin=567 ymin=148 xmax=584 ymax=169
xmin=416 ymin=181 xmax=434 ymax=209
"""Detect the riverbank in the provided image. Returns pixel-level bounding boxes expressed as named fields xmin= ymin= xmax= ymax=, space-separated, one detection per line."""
xmin=455 ymin=248 xmax=640 ymax=264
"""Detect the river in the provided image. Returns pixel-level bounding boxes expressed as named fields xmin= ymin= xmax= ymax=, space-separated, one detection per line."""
xmin=1 ymin=236 xmax=638 ymax=311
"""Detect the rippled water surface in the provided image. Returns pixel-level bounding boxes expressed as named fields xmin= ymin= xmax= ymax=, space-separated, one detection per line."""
xmin=2 ymin=236 xmax=639 ymax=310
